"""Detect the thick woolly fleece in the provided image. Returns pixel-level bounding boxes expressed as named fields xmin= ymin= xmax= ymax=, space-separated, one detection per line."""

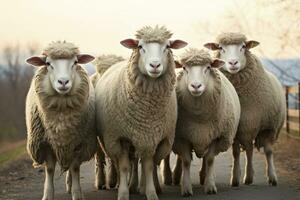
xmin=95 ymin=48 xmax=177 ymax=163
xmin=173 ymin=50 xmax=240 ymax=157
xmin=220 ymin=51 xmax=286 ymax=148
xmin=90 ymin=54 xmax=125 ymax=87
xmin=26 ymin=57 xmax=97 ymax=171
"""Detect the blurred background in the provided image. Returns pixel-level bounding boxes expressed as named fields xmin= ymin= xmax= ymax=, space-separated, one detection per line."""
xmin=0 ymin=0 xmax=299 ymax=162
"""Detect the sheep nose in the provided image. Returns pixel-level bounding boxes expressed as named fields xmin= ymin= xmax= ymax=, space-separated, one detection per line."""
xmin=229 ymin=60 xmax=238 ymax=66
xmin=58 ymin=79 xmax=69 ymax=87
xmin=191 ymin=83 xmax=202 ymax=89
xmin=150 ymin=62 xmax=161 ymax=69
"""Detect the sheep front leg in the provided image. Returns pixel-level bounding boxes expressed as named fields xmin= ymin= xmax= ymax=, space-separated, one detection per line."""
xmin=264 ymin=142 xmax=277 ymax=186
xmin=70 ymin=162 xmax=83 ymax=200
xmin=162 ymin=154 xmax=172 ymax=185
xmin=94 ymin=147 xmax=106 ymax=190
xmin=42 ymin=153 xmax=56 ymax=200
xmin=244 ymin=145 xmax=254 ymax=185
xmin=204 ymin=145 xmax=217 ymax=194
xmin=65 ymin=170 xmax=72 ymax=194
xmin=117 ymin=152 xmax=130 ymax=200
xmin=142 ymin=156 xmax=159 ymax=200
xmin=180 ymin=151 xmax=193 ymax=197
xmin=129 ymin=158 xmax=139 ymax=193
xmin=231 ymin=141 xmax=241 ymax=187
xmin=199 ymin=156 xmax=206 ymax=185
xmin=172 ymin=155 xmax=182 ymax=185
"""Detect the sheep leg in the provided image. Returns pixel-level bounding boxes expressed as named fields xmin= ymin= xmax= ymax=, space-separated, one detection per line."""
xmin=70 ymin=162 xmax=83 ymax=200
xmin=65 ymin=170 xmax=72 ymax=194
xmin=142 ymin=156 xmax=159 ymax=200
xmin=172 ymin=155 xmax=182 ymax=185
xmin=180 ymin=151 xmax=193 ymax=197
xmin=162 ymin=154 xmax=172 ymax=185
xmin=204 ymin=145 xmax=217 ymax=194
xmin=231 ymin=141 xmax=241 ymax=187
xmin=108 ymin=159 xmax=118 ymax=189
xmin=117 ymin=152 xmax=130 ymax=200
xmin=264 ymin=142 xmax=277 ymax=186
xmin=244 ymin=145 xmax=254 ymax=185
xmin=153 ymin=163 xmax=162 ymax=194
xmin=42 ymin=153 xmax=56 ymax=200
xmin=199 ymin=156 xmax=206 ymax=185
xmin=94 ymin=146 xmax=106 ymax=190
xmin=139 ymin=159 xmax=146 ymax=194
xmin=129 ymin=158 xmax=139 ymax=193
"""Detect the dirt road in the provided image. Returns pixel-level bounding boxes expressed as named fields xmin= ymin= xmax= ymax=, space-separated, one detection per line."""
xmin=1 ymin=146 xmax=300 ymax=200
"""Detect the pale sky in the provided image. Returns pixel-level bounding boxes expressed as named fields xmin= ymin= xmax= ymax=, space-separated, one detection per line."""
xmin=0 ymin=0 xmax=295 ymax=58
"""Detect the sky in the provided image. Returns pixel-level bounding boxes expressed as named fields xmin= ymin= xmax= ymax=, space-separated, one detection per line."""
xmin=0 ymin=0 xmax=233 ymax=56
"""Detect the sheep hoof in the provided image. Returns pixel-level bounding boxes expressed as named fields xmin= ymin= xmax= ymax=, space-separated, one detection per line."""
xmin=268 ymin=177 xmax=278 ymax=186
xmin=231 ymin=179 xmax=240 ymax=187
xmin=244 ymin=176 xmax=253 ymax=185
xmin=118 ymin=194 xmax=129 ymax=200
xmin=204 ymin=183 xmax=217 ymax=195
xmin=71 ymin=191 xmax=83 ymax=200
xmin=146 ymin=191 xmax=159 ymax=200
xmin=181 ymin=184 xmax=193 ymax=197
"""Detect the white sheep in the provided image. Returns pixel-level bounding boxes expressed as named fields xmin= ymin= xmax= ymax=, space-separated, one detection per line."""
xmin=25 ymin=41 xmax=96 ymax=200
xmin=204 ymin=32 xmax=286 ymax=186
xmin=94 ymin=25 xmax=187 ymax=200
xmin=91 ymin=54 xmax=124 ymax=190
xmin=169 ymin=48 xmax=240 ymax=196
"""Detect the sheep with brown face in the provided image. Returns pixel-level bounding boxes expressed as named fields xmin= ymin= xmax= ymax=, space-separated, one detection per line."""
xmin=94 ymin=25 xmax=187 ymax=200
xmin=25 ymin=41 xmax=96 ymax=200
xmin=204 ymin=33 xmax=286 ymax=187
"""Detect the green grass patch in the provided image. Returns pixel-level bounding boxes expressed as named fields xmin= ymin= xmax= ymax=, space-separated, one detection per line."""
xmin=0 ymin=142 xmax=26 ymax=166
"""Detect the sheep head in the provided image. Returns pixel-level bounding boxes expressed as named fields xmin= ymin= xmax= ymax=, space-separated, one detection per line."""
xmin=204 ymin=32 xmax=259 ymax=74
xmin=176 ymin=48 xmax=224 ymax=96
xmin=120 ymin=25 xmax=187 ymax=78
xmin=26 ymin=41 xmax=94 ymax=95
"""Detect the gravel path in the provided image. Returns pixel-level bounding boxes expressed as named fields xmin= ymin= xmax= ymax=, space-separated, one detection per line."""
xmin=1 ymin=149 xmax=300 ymax=200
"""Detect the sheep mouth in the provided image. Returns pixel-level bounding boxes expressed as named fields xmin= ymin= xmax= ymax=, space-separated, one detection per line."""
xmin=57 ymin=87 xmax=71 ymax=94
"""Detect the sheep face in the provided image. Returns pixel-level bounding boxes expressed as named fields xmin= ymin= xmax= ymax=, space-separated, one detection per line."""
xmin=121 ymin=39 xmax=187 ymax=78
xmin=177 ymin=59 xmax=224 ymax=97
xmin=204 ymin=40 xmax=259 ymax=74
xmin=45 ymin=57 xmax=77 ymax=94
xmin=26 ymin=54 xmax=94 ymax=95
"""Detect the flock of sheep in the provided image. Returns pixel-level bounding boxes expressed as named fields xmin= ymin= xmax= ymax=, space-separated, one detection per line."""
xmin=25 ymin=25 xmax=286 ymax=200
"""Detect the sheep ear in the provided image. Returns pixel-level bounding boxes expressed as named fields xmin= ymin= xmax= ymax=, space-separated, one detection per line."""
xmin=211 ymin=59 xmax=225 ymax=68
xmin=120 ymin=39 xmax=139 ymax=49
xmin=169 ymin=40 xmax=188 ymax=49
xmin=77 ymin=54 xmax=95 ymax=64
xmin=245 ymin=40 xmax=259 ymax=49
xmin=175 ymin=61 xmax=182 ymax=68
xmin=204 ymin=42 xmax=220 ymax=51
xmin=26 ymin=56 xmax=46 ymax=67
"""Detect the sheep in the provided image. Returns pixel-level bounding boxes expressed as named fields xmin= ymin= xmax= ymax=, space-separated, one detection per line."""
xmin=91 ymin=54 xmax=124 ymax=190
xmin=168 ymin=48 xmax=240 ymax=196
xmin=25 ymin=41 xmax=97 ymax=200
xmin=94 ymin=25 xmax=187 ymax=200
xmin=91 ymin=54 xmax=125 ymax=86
xmin=204 ymin=32 xmax=286 ymax=186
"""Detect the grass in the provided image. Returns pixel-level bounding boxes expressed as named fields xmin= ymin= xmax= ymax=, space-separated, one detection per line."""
xmin=0 ymin=141 xmax=26 ymax=166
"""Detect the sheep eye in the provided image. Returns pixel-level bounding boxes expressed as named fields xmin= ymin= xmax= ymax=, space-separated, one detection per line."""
xmin=46 ymin=62 xmax=53 ymax=69
xmin=183 ymin=67 xmax=188 ymax=73
xmin=241 ymin=45 xmax=246 ymax=51
xmin=221 ymin=47 xmax=225 ymax=53
xmin=74 ymin=61 xmax=78 ymax=65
